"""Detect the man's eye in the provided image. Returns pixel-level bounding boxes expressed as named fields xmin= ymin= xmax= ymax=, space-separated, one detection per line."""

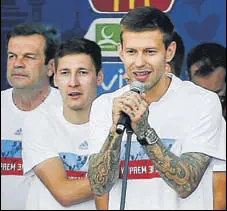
xmin=126 ymin=50 xmax=135 ymax=54
xmin=25 ymin=55 xmax=36 ymax=59
xmin=145 ymin=49 xmax=155 ymax=54
xmin=79 ymin=71 xmax=88 ymax=75
xmin=8 ymin=54 xmax=15 ymax=59
xmin=60 ymin=71 xmax=69 ymax=75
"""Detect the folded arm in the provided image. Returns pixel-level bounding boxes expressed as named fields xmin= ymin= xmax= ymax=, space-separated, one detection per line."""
xmin=34 ymin=157 xmax=93 ymax=207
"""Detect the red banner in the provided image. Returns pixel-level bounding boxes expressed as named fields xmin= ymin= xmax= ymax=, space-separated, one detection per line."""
xmin=1 ymin=157 xmax=23 ymax=175
xmin=66 ymin=170 xmax=87 ymax=180
xmin=119 ymin=159 xmax=160 ymax=179
xmin=90 ymin=0 xmax=174 ymax=13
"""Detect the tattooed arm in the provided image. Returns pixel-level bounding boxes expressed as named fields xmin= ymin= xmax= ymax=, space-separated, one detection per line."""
xmin=88 ymin=92 xmax=139 ymax=197
xmin=118 ymin=91 xmax=211 ymax=198
xmin=88 ymin=127 xmax=123 ymax=196
xmin=142 ymin=136 xmax=211 ymax=198
xmin=132 ymin=106 xmax=211 ymax=198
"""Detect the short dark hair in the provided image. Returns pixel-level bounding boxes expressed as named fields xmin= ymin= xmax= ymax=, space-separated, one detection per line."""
xmin=54 ymin=37 xmax=102 ymax=75
xmin=7 ymin=22 xmax=61 ymax=65
xmin=120 ymin=6 xmax=174 ymax=49
xmin=187 ymin=42 xmax=226 ymax=79
xmin=169 ymin=31 xmax=185 ymax=77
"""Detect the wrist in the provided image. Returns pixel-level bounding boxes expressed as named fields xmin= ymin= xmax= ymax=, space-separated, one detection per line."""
xmin=137 ymin=126 xmax=159 ymax=146
xmin=110 ymin=125 xmax=117 ymax=134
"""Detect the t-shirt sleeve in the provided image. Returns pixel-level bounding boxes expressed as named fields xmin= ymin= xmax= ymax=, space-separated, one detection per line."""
xmin=212 ymin=159 xmax=226 ymax=171
xmin=89 ymin=95 xmax=113 ymax=155
xmin=22 ymin=111 xmax=58 ymax=174
xmin=181 ymin=92 xmax=226 ymax=161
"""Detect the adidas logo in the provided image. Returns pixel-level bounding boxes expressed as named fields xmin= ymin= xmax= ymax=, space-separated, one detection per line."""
xmin=79 ymin=140 xmax=88 ymax=150
xmin=14 ymin=128 xmax=22 ymax=136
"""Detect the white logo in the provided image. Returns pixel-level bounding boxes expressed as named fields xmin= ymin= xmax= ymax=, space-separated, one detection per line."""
xmin=14 ymin=128 xmax=22 ymax=136
xmin=79 ymin=140 xmax=88 ymax=150
xmin=98 ymin=26 xmax=118 ymax=46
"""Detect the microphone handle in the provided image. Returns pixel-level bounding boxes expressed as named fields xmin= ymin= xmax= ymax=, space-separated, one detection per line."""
xmin=116 ymin=112 xmax=131 ymax=134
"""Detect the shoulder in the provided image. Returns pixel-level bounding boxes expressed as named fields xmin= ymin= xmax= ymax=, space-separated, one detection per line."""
xmin=184 ymin=81 xmax=220 ymax=109
xmin=25 ymin=109 xmax=49 ymax=123
xmin=37 ymin=87 xmax=62 ymax=112
xmin=1 ymin=88 xmax=13 ymax=108
xmin=48 ymin=87 xmax=61 ymax=102
xmin=50 ymin=87 xmax=60 ymax=95
xmin=90 ymin=85 xmax=129 ymax=123
xmin=92 ymin=85 xmax=130 ymax=107
xmin=24 ymin=108 xmax=57 ymax=131
xmin=1 ymin=88 xmax=12 ymax=98
xmin=172 ymin=75 xmax=221 ymax=109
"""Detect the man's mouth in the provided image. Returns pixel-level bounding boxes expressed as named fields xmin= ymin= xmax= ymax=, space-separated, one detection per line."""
xmin=11 ymin=73 xmax=28 ymax=78
xmin=68 ymin=92 xmax=82 ymax=97
xmin=133 ymin=71 xmax=151 ymax=76
xmin=133 ymin=71 xmax=151 ymax=81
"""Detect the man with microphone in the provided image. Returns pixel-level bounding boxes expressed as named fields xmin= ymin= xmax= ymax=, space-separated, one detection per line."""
xmin=87 ymin=6 xmax=226 ymax=210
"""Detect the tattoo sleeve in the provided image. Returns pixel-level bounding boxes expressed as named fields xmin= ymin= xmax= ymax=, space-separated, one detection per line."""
xmin=143 ymin=139 xmax=211 ymax=198
xmin=88 ymin=130 xmax=123 ymax=196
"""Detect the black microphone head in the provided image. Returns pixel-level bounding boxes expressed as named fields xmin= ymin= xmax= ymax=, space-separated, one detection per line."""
xmin=130 ymin=81 xmax=145 ymax=94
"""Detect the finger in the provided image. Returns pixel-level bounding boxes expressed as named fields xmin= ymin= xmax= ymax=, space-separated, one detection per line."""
xmin=120 ymin=96 xmax=139 ymax=112
xmin=121 ymin=95 xmax=148 ymax=113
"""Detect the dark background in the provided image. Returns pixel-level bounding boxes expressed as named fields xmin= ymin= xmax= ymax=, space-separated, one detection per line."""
xmin=1 ymin=0 xmax=226 ymax=96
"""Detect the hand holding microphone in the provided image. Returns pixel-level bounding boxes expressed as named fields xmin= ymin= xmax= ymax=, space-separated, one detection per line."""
xmin=115 ymin=81 xmax=147 ymax=134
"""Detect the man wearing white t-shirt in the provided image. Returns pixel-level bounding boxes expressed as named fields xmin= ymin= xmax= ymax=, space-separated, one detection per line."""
xmin=87 ymin=7 xmax=226 ymax=210
xmin=1 ymin=22 xmax=62 ymax=210
xmin=22 ymin=37 xmax=107 ymax=209
xmin=187 ymin=42 xmax=226 ymax=210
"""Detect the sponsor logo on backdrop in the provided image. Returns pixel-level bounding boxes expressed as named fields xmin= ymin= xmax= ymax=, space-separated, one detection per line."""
xmin=98 ymin=62 xmax=127 ymax=96
xmin=89 ymin=0 xmax=175 ymax=13
xmin=85 ymin=18 xmax=121 ymax=57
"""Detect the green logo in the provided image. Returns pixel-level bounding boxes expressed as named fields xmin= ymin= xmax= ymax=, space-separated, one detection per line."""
xmin=96 ymin=24 xmax=120 ymax=52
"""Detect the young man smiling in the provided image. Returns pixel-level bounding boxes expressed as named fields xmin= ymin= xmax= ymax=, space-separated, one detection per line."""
xmin=87 ymin=6 xmax=226 ymax=210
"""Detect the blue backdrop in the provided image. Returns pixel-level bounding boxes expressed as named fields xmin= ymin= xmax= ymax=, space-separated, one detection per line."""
xmin=1 ymin=0 xmax=226 ymax=96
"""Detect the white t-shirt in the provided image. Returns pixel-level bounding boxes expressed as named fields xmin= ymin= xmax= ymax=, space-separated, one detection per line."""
xmin=1 ymin=87 xmax=62 ymax=210
xmin=89 ymin=73 xmax=226 ymax=210
xmin=22 ymin=107 xmax=96 ymax=210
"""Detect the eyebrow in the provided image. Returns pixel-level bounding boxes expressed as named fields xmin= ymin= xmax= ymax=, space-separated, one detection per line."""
xmin=7 ymin=51 xmax=39 ymax=56
xmin=57 ymin=68 xmax=69 ymax=71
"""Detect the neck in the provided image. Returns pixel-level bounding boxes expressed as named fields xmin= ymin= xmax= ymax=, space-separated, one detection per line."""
xmin=144 ymin=74 xmax=171 ymax=104
xmin=63 ymin=105 xmax=91 ymax=124
xmin=12 ymin=84 xmax=50 ymax=111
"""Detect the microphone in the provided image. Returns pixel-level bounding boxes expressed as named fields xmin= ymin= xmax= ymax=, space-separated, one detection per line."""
xmin=116 ymin=81 xmax=145 ymax=134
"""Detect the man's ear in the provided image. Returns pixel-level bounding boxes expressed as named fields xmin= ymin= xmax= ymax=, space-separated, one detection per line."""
xmin=166 ymin=41 xmax=176 ymax=63
xmin=47 ymin=59 xmax=55 ymax=77
xmin=53 ymin=72 xmax=58 ymax=88
xmin=96 ymin=69 xmax=104 ymax=86
xmin=118 ymin=43 xmax=124 ymax=62
xmin=165 ymin=63 xmax=171 ymax=73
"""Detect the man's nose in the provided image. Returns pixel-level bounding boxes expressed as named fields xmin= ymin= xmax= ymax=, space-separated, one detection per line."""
xmin=13 ymin=57 xmax=25 ymax=68
xmin=135 ymin=53 xmax=145 ymax=67
xmin=68 ymin=73 xmax=80 ymax=87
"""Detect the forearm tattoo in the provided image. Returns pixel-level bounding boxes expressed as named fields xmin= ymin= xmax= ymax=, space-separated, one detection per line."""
xmin=88 ymin=131 xmax=123 ymax=196
xmin=134 ymin=110 xmax=149 ymax=139
xmin=143 ymin=138 xmax=211 ymax=198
